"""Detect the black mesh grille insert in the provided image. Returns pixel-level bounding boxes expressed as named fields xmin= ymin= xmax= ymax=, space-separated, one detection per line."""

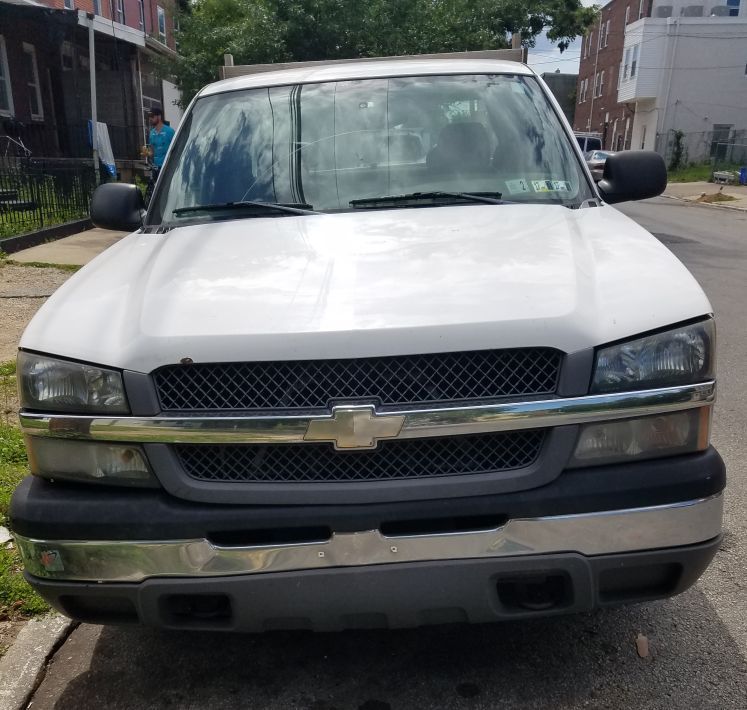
xmin=175 ymin=430 xmax=546 ymax=483
xmin=154 ymin=349 xmax=562 ymax=412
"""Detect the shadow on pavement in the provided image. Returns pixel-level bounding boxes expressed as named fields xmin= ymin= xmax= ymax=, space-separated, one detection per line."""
xmin=38 ymin=587 xmax=747 ymax=710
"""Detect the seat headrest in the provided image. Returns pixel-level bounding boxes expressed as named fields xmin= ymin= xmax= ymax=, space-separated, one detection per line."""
xmin=436 ymin=122 xmax=490 ymax=158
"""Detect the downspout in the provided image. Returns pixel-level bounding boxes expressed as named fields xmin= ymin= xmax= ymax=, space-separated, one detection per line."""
xmin=587 ymin=12 xmax=602 ymax=132
xmin=87 ymin=13 xmax=100 ymax=184
xmin=137 ymin=51 xmax=146 ymax=146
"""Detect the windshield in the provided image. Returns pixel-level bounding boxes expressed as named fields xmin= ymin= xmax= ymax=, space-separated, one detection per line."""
xmin=150 ymin=74 xmax=594 ymax=224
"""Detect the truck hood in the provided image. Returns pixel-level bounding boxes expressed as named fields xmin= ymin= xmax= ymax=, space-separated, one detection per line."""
xmin=21 ymin=204 xmax=711 ymax=372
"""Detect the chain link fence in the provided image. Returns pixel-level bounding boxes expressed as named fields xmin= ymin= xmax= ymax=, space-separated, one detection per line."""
xmin=657 ymin=129 xmax=747 ymax=172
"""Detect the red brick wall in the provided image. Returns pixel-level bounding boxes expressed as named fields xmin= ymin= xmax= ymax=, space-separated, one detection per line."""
xmin=33 ymin=0 xmax=103 ymax=16
xmin=31 ymin=0 xmax=176 ymax=46
xmin=574 ymin=0 xmax=643 ymax=149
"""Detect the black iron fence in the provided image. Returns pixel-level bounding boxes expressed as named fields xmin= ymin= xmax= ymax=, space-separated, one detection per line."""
xmin=0 ymin=158 xmax=105 ymax=240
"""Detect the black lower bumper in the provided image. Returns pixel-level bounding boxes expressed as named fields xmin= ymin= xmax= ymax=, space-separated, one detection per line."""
xmin=9 ymin=448 xmax=725 ymax=541
xmin=27 ymin=539 xmax=720 ymax=631
xmin=13 ymin=448 xmax=725 ymax=630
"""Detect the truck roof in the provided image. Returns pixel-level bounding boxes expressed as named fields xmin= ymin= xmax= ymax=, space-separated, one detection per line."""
xmin=199 ymin=58 xmax=535 ymax=98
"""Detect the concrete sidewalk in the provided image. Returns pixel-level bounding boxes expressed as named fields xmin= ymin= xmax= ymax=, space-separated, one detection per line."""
xmin=664 ymin=181 xmax=747 ymax=210
xmin=10 ymin=228 xmax=127 ymax=267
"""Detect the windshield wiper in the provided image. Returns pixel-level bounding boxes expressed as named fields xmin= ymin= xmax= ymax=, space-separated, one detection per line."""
xmin=350 ymin=191 xmax=511 ymax=208
xmin=172 ymin=201 xmax=318 ymax=217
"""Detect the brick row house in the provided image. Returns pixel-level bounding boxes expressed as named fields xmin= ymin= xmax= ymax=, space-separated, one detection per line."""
xmin=576 ymin=0 xmax=747 ymax=161
xmin=0 ymin=0 xmax=183 ymax=164
xmin=574 ymin=1 xmax=646 ymax=151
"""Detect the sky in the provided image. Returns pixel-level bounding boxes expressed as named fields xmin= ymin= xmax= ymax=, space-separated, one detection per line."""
xmin=526 ymin=0 xmax=607 ymax=76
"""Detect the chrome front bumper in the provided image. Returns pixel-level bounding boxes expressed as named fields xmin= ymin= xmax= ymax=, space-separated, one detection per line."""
xmin=16 ymin=493 xmax=723 ymax=584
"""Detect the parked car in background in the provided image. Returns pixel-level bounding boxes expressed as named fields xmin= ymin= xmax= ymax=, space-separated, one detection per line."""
xmin=574 ymin=132 xmax=602 ymax=153
xmin=11 ymin=55 xmax=723 ymax=632
xmin=586 ymin=150 xmax=617 ymax=182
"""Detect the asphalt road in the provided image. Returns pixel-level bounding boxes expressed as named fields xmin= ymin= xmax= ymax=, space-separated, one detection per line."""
xmin=28 ymin=198 xmax=747 ymax=710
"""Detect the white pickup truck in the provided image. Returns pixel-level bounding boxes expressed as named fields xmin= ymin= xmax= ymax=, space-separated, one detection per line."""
xmin=11 ymin=56 xmax=723 ymax=631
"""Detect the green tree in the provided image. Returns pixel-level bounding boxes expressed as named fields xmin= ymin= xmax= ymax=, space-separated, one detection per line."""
xmin=172 ymin=0 xmax=598 ymax=105
xmin=171 ymin=0 xmax=288 ymax=106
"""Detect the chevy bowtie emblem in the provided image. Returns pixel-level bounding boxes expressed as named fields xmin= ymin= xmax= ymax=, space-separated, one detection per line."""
xmin=304 ymin=406 xmax=405 ymax=450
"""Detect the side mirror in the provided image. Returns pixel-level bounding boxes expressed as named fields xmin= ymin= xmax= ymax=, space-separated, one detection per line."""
xmin=597 ymin=150 xmax=667 ymax=204
xmin=90 ymin=183 xmax=145 ymax=231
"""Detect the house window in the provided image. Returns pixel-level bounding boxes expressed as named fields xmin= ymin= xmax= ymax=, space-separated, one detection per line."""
xmin=114 ymin=0 xmax=125 ymax=24
xmin=604 ymin=19 xmax=610 ymax=47
xmin=93 ymin=0 xmax=101 ymax=14
xmin=726 ymin=0 xmax=740 ymax=15
xmin=64 ymin=0 xmax=74 ymax=8
xmin=638 ymin=0 xmax=645 ymax=18
xmin=625 ymin=5 xmax=630 ymax=24
xmin=157 ymin=6 xmax=167 ymax=42
xmin=598 ymin=70 xmax=605 ymax=97
xmin=631 ymin=45 xmax=640 ymax=78
xmin=623 ymin=47 xmax=631 ymax=79
xmin=138 ymin=0 xmax=145 ymax=29
xmin=22 ymin=43 xmax=43 ymax=120
xmin=0 ymin=36 xmax=13 ymax=117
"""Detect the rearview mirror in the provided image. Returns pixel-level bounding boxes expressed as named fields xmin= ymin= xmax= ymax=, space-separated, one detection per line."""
xmin=90 ymin=183 xmax=145 ymax=231
xmin=597 ymin=151 xmax=667 ymax=204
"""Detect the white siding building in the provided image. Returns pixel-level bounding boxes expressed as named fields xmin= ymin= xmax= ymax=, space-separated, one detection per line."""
xmin=617 ymin=0 xmax=747 ymax=162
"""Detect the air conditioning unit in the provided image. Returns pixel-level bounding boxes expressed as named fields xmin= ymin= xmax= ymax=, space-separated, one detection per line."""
xmin=681 ymin=5 xmax=704 ymax=16
xmin=655 ymin=5 xmax=673 ymax=17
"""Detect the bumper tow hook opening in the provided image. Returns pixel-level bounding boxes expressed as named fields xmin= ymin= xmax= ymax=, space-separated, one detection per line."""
xmin=497 ymin=574 xmax=572 ymax=612
xmin=161 ymin=594 xmax=233 ymax=627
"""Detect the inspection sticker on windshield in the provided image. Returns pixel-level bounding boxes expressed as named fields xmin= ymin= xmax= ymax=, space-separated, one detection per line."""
xmin=505 ymin=179 xmax=531 ymax=195
xmin=531 ymin=180 xmax=571 ymax=193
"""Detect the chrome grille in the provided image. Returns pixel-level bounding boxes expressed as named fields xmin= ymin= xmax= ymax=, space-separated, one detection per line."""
xmin=154 ymin=349 xmax=562 ymax=412
xmin=175 ymin=430 xmax=546 ymax=483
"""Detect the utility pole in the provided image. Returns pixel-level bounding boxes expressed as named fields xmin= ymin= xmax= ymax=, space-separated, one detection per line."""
xmin=88 ymin=14 xmax=100 ymax=185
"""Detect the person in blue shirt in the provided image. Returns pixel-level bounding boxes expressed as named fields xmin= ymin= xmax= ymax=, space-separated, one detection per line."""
xmin=147 ymin=107 xmax=175 ymax=169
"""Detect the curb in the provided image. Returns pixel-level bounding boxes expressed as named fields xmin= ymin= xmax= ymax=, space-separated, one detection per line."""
xmin=0 ymin=219 xmax=92 ymax=256
xmin=661 ymin=193 xmax=747 ymax=213
xmin=0 ymin=615 xmax=74 ymax=710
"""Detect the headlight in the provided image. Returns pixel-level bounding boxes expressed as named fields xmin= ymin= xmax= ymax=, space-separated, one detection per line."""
xmin=570 ymin=407 xmax=711 ymax=467
xmin=591 ymin=319 xmax=715 ymax=393
xmin=26 ymin=438 xmax=155 ymax=487
xmin=18 ymin=352 xmax=128 ymax=414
